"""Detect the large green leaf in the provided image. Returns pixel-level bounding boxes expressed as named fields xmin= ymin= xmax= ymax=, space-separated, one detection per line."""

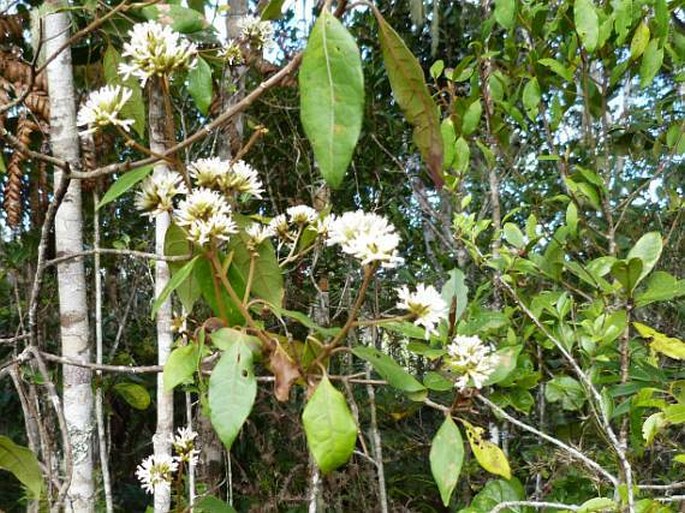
xmin=103 ymin=45 xmax=146 ymax=137
xmin=0 ymin=436 xmax=42 ymax=498
xmin=574 ymin=0 xmax=599 ymax=53
xmin=302 ymin=376 xmax=358 ymax=473
xmin=462 ymin=420 xmax=511 ymax=480
xmin=352 ymin=346 xmax=427 ymax=400
xmin=113 ymin=382 xmax=151 ymax=410
xmin=626 ymin=231 xmax=662 ymax=289
xmin=430 ymin=416 xmax=464 ymax=506
xmin=261 ymin=0 xmax=286 ymax=20
xmin=483 ymin=345 xmax=522 ymax=386
xmin=208 ymin=340 xmax=257 ymax=449
xmin=635 ymin=271 xmax=685 ymax=307
xmin=194 ymin=256 xmax=247 ymax=325
xmin=188 ymin=56 xmax=213 ymax=115
xmin=545 ymin=375 xmax=586 ymax=410
xmin=610 ymin=257 xmax=643 ymax=295
xmin=210 ymin=328 xmax=262 ymax=354
xmin=441 ymin=268 xmax=468 ymax=326
xmin=163 ymin=344 xmax=200 ymax=391
xmin=299 ymin=10 xmax=363 ymax=188
xmin=165 ymin=223 xmax=201 ymax=312
xmin=522 ymin=78 xmax=541 ymax=121
xmin=494 ymin=0 xmax=516 ymax=30
xmin=639 ymin=39 xmax=663 ymax=88
xmin=97 ymin=165 xmax=153 ymax=210
xmin=375 ymin=12 xmax=444 ymax=186
xmin=467 ymin=479 xmax=521 ymax=513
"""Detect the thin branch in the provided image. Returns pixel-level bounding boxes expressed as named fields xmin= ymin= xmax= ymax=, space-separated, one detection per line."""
xmin=45 ymin=247 xmax=191 ymax=268
xmin=489 ymin=501 xmax=580 ymax=513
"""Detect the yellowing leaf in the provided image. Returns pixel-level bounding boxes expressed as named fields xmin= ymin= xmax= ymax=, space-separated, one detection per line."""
xmin=462 ymin=420 xmax=511 ymax=480
xmin=633 ymin=322 xmax=685 ymax=360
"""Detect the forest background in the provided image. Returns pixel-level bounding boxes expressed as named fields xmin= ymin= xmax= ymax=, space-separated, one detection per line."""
xmin=0 ymin=0 xmax=684 ymax=512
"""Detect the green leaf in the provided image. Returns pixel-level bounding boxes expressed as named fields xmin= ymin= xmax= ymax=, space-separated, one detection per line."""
xmin=230 ymin=214 xmax=284 ymax=307
xmin=300 ymin=10 xmax=364 ymax=188
xmin=522 ymin=77 xmax=541 ymax=121
xmin=494 ymin=0 xmax=516 ymax=30
xmin=664 ymin=404 xmax=685 ymax=424
xmin=642 ymin=412 xmax=667 ymax=446
xmin=267 ymin=305 xmax=341 ymax=338
xmin=352 ymin=346 xmax=427 ymax=400
xmin=164 ymin=223 xmax=200 ymax=312
xmin=0 ymin=436 xmax=42 ymax=498
xmin=578 ymin=497 xmax=617 ymax=513
xmin=483 ymin=345 xmax=522 ymax=386
xmin=462 ymin=100 xmax=482 ymax=136
xmin=574 ymin=0 xmax=599 ymax=53
xmin=441 ymin=268 xmax=468 ymax=324
xmin=194 ymin=257 xmax=246 ymax=325
xmin=302 ymin=376 xmax=358 ymax=473
xmin=566 ymin=202 xmax=579 ymax=235
xmin=210 ymin=327 xmax=262 ymax=354
xmin=424 ymin=371 xmax=454 ymax=391
xmin=639 ymin=39 xmax=663 ymax=88
xmin=462 ymin=420 xmax=511 ymax=480
xmin=633 ymin=322 xmax=685 ymax=361
xmin=441 ymin=118 xmax=456 ymax=169
xmin=113 ymin=382 xmax=151 ymax=410
xmin=538 ymin=58 xmax=574 ymax=82
xmin=610 ymin=257 xmax=643 ymax=295
xmin=151 ymin=256 xmax=200 ymax=318
xmin=375 ymin=12 xmax=444 ymax=185
xmin=188 ymin=56 xmax=213 ymax=115
xmin=613 ymin=0 xmax=632 ymax=44
xmin=196 ymin=496 xmax=238 ymax=513
xmin=635 ymin=271 xmax=685 ymax=307
xmin=453 ymin=136 xmax=470 ymax=173
xmin=430 ymin=416 xmax=464 ymax=506
xmin=503 ymin=223 xmax=525 ymax=249
xmin=103 ymin=45 xmax=146 ymax=137
xmin=97 ymin=165 xmax=153 ymax=210
xmin=545 ymin=376 xmax=586 ymax=410
xmin=140 ymin=4 xmax=209 ymax=33
xmin=469 ymin=479 xmax=521 ymax=512
xmin=208 ymin=340 xmax=257 ymax=449
xmin=630 ymin=22 xmax=650 ymax=60
xmin=626 ymin=231 xmax=662 ymax=288
xmin=163 ymin=344 xmax=199 ymax=391
xmin=260 ymin=0 xmax=286 ymax=20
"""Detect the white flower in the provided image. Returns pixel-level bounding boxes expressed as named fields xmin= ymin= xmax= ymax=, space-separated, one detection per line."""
xmin=312 ymin=214 xmax=332 ymax=236
xmin=219 ymin=41 xmax=244 ymax=66
xmin=135 ymin=170 xmax=187 ymax=216
xmin=327 ymin=210 xmax=404 ymax=268
xmin=174 ymin=188 xmax=238 ymax=246
xmin=77 ymin=85 xmax=134 ymax=134
xmin=287 ymin=205 xmax=318 ymax=225
xmin=171 ymin=427 xmax=200 ymax=465
xmin=135 ymin=454 xmax=178 ymax=494
xmin=225 ymin=160 xmax=264 ymax=198
xmin=238 ymin=15 xmax=274 ymax=50
xmin=246 ymin=223 xmax=274 ymax=252
xmin=396 ymin=283 xmax=448 ymax=338
xmin=119 ymin=21 xmax=196 ymax=85
xmin=269 ymin=214 xmax=291 ymax=240
xmin=188 ymin=158 xmax=263 ymax=199
xmin=445 ymin=335 xmax=499 ymax=390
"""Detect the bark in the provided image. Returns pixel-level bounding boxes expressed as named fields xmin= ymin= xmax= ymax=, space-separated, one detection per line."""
xmin=44 ymin=6 xmax=95 ymax=513
xmin=149 ymin=77 xmax=175 ymax=513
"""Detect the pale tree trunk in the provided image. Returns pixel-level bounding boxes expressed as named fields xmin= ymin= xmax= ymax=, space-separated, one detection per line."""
xmin=195 ymin=0 xmax=250 ymax=497
xmin=149 ymin=78 xmax=174 ymax=513
xmin=44 ymin=6 xmax=94 ymax=513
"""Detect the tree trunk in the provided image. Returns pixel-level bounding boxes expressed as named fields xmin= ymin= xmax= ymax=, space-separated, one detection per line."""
xmin=149 ymin=77 xmax=175 ymax=513
xmin=44 ymin=6 xmax=94 ymax=512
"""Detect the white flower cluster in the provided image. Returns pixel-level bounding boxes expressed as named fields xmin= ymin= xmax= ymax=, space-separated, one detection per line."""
xmin=237 ymin=15 xmax=274 ymax=50
xmin=77 ymin=85 xmax=134 ymax=134
xmin=396 ymin=283 xmax=448 ymax=338
xmin=445 ymin=335 xmax=499 ymax=390
xmin=174 ymin=188 xmax=238 ymax=246
xmin=268 ymin=205 xmax=321 ymax=245
xmin=136 ymin=170 xmax=187 ymax=217
xmin=189 ymin=158 xmax=264 ymax=198
xmin=219 ymin=40 xmax=244 ymax=66
xmin=136 ymin=428 xmax=200 ymax=494
xmin=119 ymin=21 xmax=196 ymax=85
xmin=327 ymin=210 xmax=403 ymax=268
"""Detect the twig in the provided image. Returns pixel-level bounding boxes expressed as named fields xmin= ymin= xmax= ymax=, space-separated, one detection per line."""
xmin=45 ymin=247 xmax=191 ymax=267
xmin=489 ymin=501 xmax=581 ymax=513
